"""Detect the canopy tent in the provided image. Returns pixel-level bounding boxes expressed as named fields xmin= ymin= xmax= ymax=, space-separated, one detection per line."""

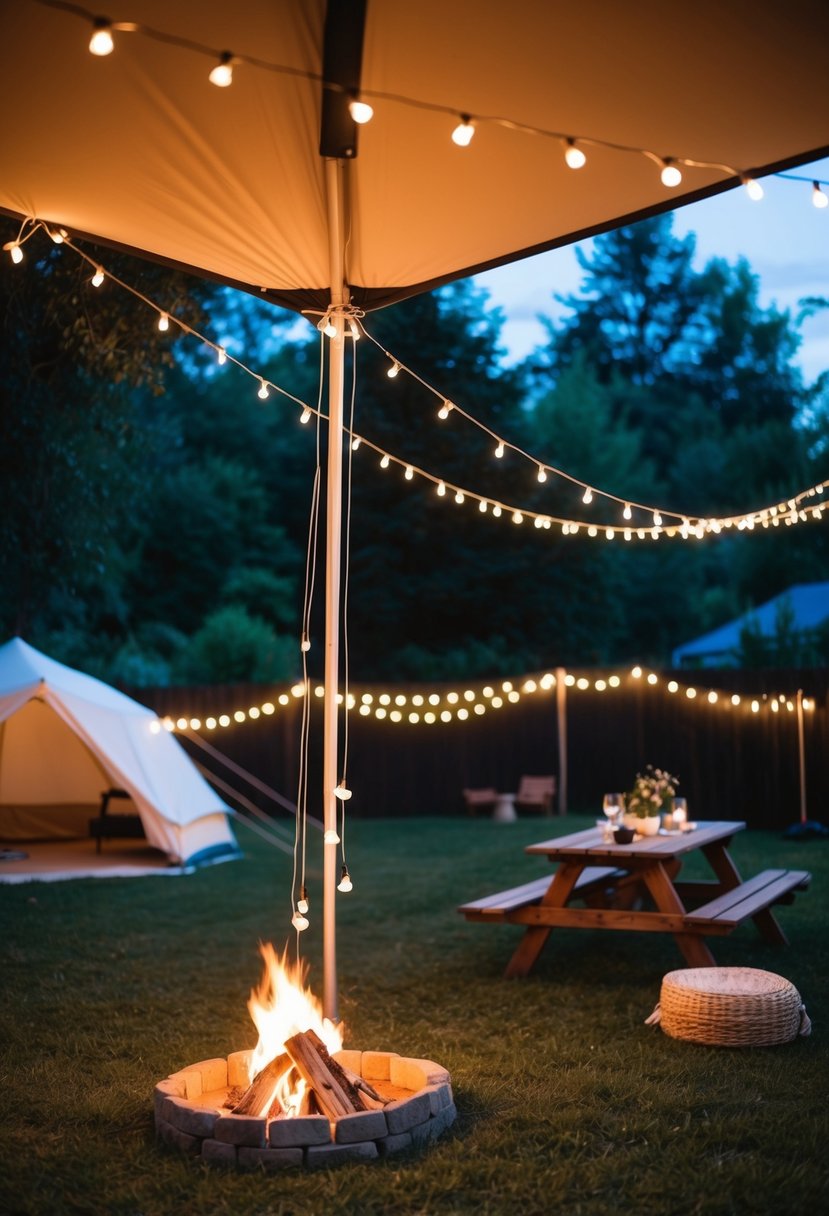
xmin=0 ymin=638 xmax=239 ymax=866
xmin=2 ymin=0 xmax=827 ymax=1017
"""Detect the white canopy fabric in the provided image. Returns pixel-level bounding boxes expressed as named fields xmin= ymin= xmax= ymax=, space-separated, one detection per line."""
xmin=0 ymin=638 xmax=238 ymax=865
xmin=1 ymin=0 xmax=827 ymax=315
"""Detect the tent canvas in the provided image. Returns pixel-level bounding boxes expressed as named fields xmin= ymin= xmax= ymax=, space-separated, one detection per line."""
xmin=0 ymin=638 xmax=238 ymax=866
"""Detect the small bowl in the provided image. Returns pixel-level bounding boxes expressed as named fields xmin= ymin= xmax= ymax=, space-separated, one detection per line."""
xmin=613 ymin=826 xmax=635 ymax=844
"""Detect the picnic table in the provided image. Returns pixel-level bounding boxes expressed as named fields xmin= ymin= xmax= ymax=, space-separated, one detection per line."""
xmin=458 ymin=821 xmax=810 ymax=977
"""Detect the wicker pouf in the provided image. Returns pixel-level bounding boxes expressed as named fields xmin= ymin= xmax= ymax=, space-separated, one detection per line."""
xmin=646 ymin=967 xmax=811 ymax=1046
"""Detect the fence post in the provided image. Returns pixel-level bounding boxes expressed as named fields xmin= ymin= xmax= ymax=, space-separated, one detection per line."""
xmin=556 ymin=667 xmax=568 ymax=814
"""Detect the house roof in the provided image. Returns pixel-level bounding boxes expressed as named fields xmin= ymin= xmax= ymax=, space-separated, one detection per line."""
xmin=672 ymin=583 xmax=829 ymax=666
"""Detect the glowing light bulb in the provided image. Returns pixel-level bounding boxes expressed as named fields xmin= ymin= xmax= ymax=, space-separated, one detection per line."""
xmin=493 ymin=505 xmax=502 ymax=517
xmin=258 ymin=380 xmax=269 ymax=400
xmin=300 ymin=634 xmax=311 ymax=653
xmin=512 ymin=511 xmax=523 ymax=524
xmin=337 ymin=865 xmax=353 ymax=893
xmin=380 ymin=453 xmax=390 ymax=468
xmin=351 ymin=436 xmax=361 ymax=450
xmin=437 ymin=481 xmax=446 ymax=496
xmin=438 ymin=401 xmax=452 ymax=419
xmin=297 ymin=886 xmax=309 ymax=914
xmin=292 ymin=911 xmax=309 ymax=932
xmin=743 ymin=176 xmax=764 ymax=201
xmin=334 ymin=782 xmax=352 ymax=801
xmin=9 ymin=243 xmax=23 ymax=264
xmin=300 ymin=407 xmax=312 ymax=423
xmin=451 ymin=115 xmax=475 ymax=146
xmin=564 ymin=138 xmax=586 ymax=169
xmin=91 ymin=267 xmax=105 ymax=287
xmin=209 ymin=53 xmax=234 ymax=87
xmin=348 ymin=318 xmax=361 ymax=341
xmin=537 ymin=465 xmax=547 ymax=483
xmin=50 ymin=228 xmax=66 ymax=244
xmin=495 ymin=440 xmax=505 ymax=458
xmin=582 ymin=487 xmax=593 ymax=504
xmin=405 ymin=465 xmax=414 ymax=480
xmin=812 ymin=181 xmax=829 ymax=209
xmin=89 ymin=19 xmax=114 ymax=56
xmin=623 ymin=503 xmax=632 ymax=520
xmin=323 ymin=828 xmax=340 ymax=844
xmin=348 ymin=97 xmax=373 ymax=124
xmin=454 ymin=490 xmax=464 ymax=504
xmin=216 ymin=346 xmax=227 ymax=365
xmin=157 ymin=312 xmax=170 ymax=332
xmin=660 ymin=158 xmax=682 ymax=187
xmin=652 ymin=510 xmax=662 ymax=526
xmin=387 ymin=360 xmax=400 ymax=378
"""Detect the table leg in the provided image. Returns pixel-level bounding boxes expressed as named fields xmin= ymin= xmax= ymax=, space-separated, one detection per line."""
xmin=504 ymin=862 xmax=583 ymax=978
xmin=641 ymin=860 xmax=718 ymax=968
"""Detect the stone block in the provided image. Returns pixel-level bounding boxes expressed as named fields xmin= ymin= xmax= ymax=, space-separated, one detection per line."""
xmin=154 ymin=1078 xmax=184 ymax=1122
xmin=168 ymin=1069 xmax=202 ymax=1101
xmin=238 ymin=1146 xmax=303 ymax=1171
xmin=269 ymin=1115 xmax=331 ymax=1148
xmin=425 ymin=1083 xmax=452 ymax=1116
xmin=389 ymin=1056 xmax=426 ymax=1092
xmin=214 ymin=1113 xmax=267 ymax=1147
xmin=194 ymin=1057 xmax=227 ymax=1092
xmin=156 ymin=1119 xmax=199 ymax=1156
xmin=333 ymin=1049 xmax=362 ymax=1076
xmin=409 ymin=1118 xmax=433 ymax=1149
xmin=384 ymin=1090 xmax=432 ymax=1135
xmin=202 ymin=1138 xmax=238 ymax=1166
xmin=378 ymin=1131 xmax=413 ymax=1155
xmin=334 ymin=1109 xmax=388 ymax=1144
xmin=227 ymin=1050 xmax=253 ymax=1089
xmin=164 ymin=1096 xmax=218 ymax=1138
xmin=305 ymin=1141 xmax=379 ymax=1168
xmin=429 ymin=1103 xmax=457 ymax=1139
xmin=361 ymin=1051 xmax=398 ymax=1081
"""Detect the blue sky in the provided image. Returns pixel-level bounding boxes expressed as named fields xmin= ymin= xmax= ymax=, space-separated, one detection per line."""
xmin=474 ymin=156 xmax=829 ymax=385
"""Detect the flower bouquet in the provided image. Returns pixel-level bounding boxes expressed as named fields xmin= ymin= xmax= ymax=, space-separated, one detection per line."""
xmin=624 ymin=765 xmax=679 ymax=834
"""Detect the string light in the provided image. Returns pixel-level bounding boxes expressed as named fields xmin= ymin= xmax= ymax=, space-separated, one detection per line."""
xmin=300 ymin=407 xmax=312 ymax=423
xmin=582 ymin=487 xmax=593 ymax=505
xmin=88 ymin=18 xmax=114 ymax=56
xmin=387 ymin=360 xmax=401 ymax=378
xmin=743 ymin=176 xmax=764 ymax=201
xmin=208 ymin=52 xmax=234 ymax=87
xmin=257 ymin=378 xmax=269 ymax=399
xmin=348 ymin=95 xmax=374 ymax=124
xmin=216 ymin=345 xmax=227 ymax=365
xmin=337 ymin=865 xmax=353 ymax=893
xmin=334 ymin=782 xmax=352 ymax=800
xmin=297 ymin=885 xmax=309 ymax=914
xmin=6 ymin=242 xmax=23 ymax=264
xmin=291 ymin=911 xmax=309 ymax=932
xmin=495 ymin=441 xmax=505 ymax=458
xmin=437 ymin=400 xmax=453 ymax=419
xmin=660 ymin=158 xmax=683 ymax=187
xmin=451 ymin=115 xmax=475 ymax=146
xmin=564 ymin=138 xmax=586 ymax=169
xmin=157 ymin=312 xmax=170 ymax=332
xmin=812 ymin=181 xmax=829 ymax=209
xmin=323 ymin=828 xmax=340 ymax=844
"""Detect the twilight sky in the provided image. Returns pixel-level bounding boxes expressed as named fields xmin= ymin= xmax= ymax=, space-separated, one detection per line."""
xmin=474 ymin=156 xmax=829 ymax=385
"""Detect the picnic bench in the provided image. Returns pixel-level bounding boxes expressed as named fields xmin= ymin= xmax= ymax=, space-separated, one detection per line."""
xmin=458 ymin=821 xmax=811 ymax=975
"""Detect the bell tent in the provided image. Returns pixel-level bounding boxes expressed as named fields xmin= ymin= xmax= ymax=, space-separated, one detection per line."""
xmin=0 ymin=638 xmax=238 ymax=866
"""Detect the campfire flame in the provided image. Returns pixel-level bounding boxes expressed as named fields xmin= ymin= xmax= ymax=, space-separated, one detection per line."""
xmin=245 ymin=943 xmax=342 ymax=1117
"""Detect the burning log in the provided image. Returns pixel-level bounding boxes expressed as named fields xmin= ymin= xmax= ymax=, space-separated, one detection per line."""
xmin=284 ymin=1029 xmax=368 ymax=1120
xmin=231 ymin=1051 xmax=291 ymax=1116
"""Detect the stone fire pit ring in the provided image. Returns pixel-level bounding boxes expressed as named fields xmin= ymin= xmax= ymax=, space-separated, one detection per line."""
xmin=155 ymin=1048 xmax=456 ymax=1169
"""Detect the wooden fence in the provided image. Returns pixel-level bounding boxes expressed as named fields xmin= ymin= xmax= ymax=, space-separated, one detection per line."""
xmin=132 ymin=668 xmax=829 ymax=831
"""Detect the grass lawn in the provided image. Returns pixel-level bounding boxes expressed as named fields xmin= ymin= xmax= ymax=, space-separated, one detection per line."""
xmin=1 ymin=814 xmax=827 ymax=1215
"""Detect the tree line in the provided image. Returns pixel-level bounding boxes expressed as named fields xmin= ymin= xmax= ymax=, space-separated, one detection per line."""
xmin=1 ymin=213 xmax=826 ymax=686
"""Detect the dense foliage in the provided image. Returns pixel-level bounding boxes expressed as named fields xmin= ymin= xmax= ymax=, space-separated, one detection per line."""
xmin=1 ymin=214 xmax=826 ymax=684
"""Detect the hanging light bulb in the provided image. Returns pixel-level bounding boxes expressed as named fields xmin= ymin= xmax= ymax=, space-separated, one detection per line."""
xmin=348 ymin=94 xmax=374 ymax=124
xmin=812 ymin=181 xmax=829 ymax=209
xmin=437 ymin=481 xmax=446 ymax=496
xmin=387 ymin=360 xmax=401 ymax=378
xmin=537 ymin=464 xmax=547 ymax=483
xmin=7 ymin=242 xmax=23 ymax=264
xmin=297 ymin=885 xmax=309 ymax=914
xmin=454 ymin=490 xmax=465 ymax=504
xmin=380 ymin=453 xmax=390 ymax=469
xmin=564 ymin=138 xmax=586 ymax=169
xmin=300 ymin=633 xmax=311 ymax=653
xmin=323 ymin=828 xmax=341 ymax=844
xmin=494 ymin=440 xmax=505 ymax=458
xmin=653 ymin=510 xmax=662 ymax=526
xmin=300 ymin=407 xmax=312 ymax=423
xmin=216 ymin=346 xmax=227 ymax=365
xmin=258 ymin=379 xmax=269 ymax=400
xmin=157 ymin=312 xmax=170 ymax=332
xmin=660 ymin=158 xmax=682 ymax=187
xmin=437 ymin=400 xmax=453 ymax=419
xmin=291 ymin=911 xmax=309 ymax=932
xmin=742 ymin=175 xmax=764 ymax=201
xmin=49 ymin=228 xmax=67 ymax=244
xmin=209 ymin=52 xmax=234 ymax=88
xmin=623 ymin=503 xmax=632 ymax=521
xmin=451 ymin=114 xmax=475 ymax=146
xmin=337 ymin=865 xmax=353 ymax=893
xmin=348 ymin=318 xmax=361 ymax=341
xmin=582 ymin=487 xmax=593 ymax=504
xmin=334 ymin=782 xmax=352 ymax=800
xmin=89 ymin=18 xmax=115 ymax=56
xmin=404 ymin=465 xmax=414 ymax=480
xmin=351 ymin=435 xmax=362 ymax=450
xmin=91 ymin=267 xmax=105 ymax=287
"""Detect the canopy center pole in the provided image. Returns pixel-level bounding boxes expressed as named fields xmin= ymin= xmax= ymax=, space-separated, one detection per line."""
xmin=322 ymin=156 xmax=347 ymax=1024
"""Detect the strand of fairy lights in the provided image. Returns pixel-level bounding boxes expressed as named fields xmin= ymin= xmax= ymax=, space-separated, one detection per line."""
xmin=9 ymin=222 xmax=827 ymax=544
xmin=153 ymin=665 xmax=819 ymax=734
xmin=38 ymin=0 xmax=829 ymax=211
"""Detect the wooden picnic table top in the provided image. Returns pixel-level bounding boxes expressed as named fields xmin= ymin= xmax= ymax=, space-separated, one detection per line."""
xmin=525 ymin=820 xmax=746 ymax=863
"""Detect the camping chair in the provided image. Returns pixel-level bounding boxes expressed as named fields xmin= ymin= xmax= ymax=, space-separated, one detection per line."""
xmin=462 ymin=787 xmax=498 ymax=815
xmin=514 ymin=775 xmax=557 ymax=816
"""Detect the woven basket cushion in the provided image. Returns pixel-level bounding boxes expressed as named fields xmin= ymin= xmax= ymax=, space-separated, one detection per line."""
xmin=659 ymin=967 xmax=804 ymax=1047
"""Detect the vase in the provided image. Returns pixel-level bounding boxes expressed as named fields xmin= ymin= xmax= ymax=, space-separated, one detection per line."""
xmin=623 ymin=812 xmax=660 ymax=835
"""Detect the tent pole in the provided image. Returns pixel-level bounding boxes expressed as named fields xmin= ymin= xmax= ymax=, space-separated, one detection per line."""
xmin=322 ymin=156 xmax=347 ymax=1024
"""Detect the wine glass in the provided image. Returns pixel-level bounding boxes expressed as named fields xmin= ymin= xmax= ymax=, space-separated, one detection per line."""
xmin=602 ymin=793 xmax=624 ymax=839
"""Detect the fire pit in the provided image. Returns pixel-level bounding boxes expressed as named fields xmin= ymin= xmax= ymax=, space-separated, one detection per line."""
xmin=154 ymin=945 xmax=455 ymax=1168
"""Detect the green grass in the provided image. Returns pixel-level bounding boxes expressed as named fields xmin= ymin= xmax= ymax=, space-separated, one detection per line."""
xmin=1 ymin=815 xmax=828 ymax=1216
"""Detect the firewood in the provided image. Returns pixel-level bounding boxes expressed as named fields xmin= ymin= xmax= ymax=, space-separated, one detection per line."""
xmin=338 ymin=1062 xmax=387 ymax=1110
xmin=231 ymin=1051 xmax=291 ymax=1116
xmin=284 ymin=1030 xmax=364 ymax=1119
